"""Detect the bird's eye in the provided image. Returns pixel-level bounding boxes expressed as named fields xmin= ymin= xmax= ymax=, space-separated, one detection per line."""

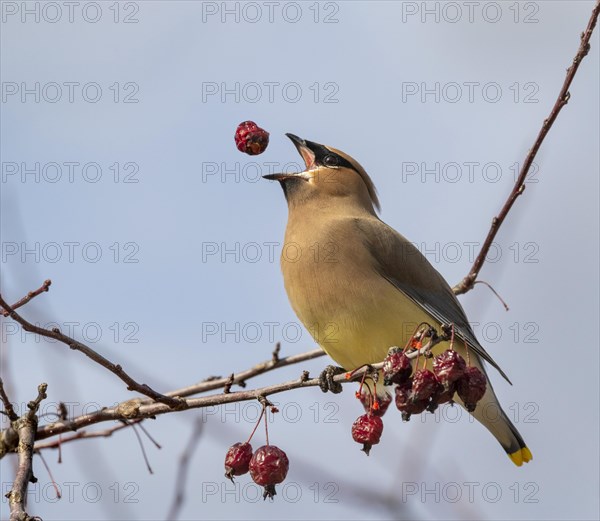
xmin=323 ymin=154 xmax=339 ymax=167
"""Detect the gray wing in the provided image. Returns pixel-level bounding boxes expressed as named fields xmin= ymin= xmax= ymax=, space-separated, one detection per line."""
xmin=354 ymin=217 xmax=511 ymax=384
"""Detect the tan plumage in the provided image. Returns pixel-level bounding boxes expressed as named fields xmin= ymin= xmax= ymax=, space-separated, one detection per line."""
xmin=264 ymin=134 xmax=532 ymax=466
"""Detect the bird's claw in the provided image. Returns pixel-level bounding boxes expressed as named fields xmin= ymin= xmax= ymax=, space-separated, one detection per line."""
xmin=318 ymin=365 xmax=345 ymax=394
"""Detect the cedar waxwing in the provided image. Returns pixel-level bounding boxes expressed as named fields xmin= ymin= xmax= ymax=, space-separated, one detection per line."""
xmin=264 ymin=133 xmax=532 ymax=466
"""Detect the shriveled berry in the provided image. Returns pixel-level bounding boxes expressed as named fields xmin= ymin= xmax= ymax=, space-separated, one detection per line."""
xmin=433 ymin=350 xmax=467 ymax=385
xmin=411 ymin=369 xmax=439 ymax=401
xmin=224 ymin=442 xmax=253 ymax=481
xmin=234 ymin=121 xmax=270 ymax=155
xmin=383 ymin=350 xmax=412 ymax=385
xmin=358 ymin=388 xmax=392 ymax=417
xmin=249 ymin=445 xmax=289 ymax=499
xmin=427 ymin=381 xmax=456 ymax=413
xmin=456 ymin=366 xmax=487 ymax=412
xmin=351 ymin=414 xmax=384 ymax=455
xmin=395 ymin=380 xmax=428 ymax=421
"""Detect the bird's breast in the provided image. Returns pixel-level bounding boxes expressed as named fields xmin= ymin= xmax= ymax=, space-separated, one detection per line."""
xmin=280 ymin=221 xmax=433 ymax=370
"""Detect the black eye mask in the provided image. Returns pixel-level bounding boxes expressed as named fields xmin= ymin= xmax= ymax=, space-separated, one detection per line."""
xmin=305 ymin=141 xmax=356 ymax=171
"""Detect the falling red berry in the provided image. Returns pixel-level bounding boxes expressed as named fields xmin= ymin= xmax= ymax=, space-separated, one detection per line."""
xmin=351 ymin=414 xmax=384 ymax=455
xmin=358 ymin=388 xmax=392 ymax=417
xmin=383 ymin=350 xmax=412 ymax=385
xmin=224 ymin=442 xmax=253 ymax=481
xmin=395 ymin=380 xmax=428 ymax=421
xmin=234 ymin=121 xmax=269 ymax=155
xmin=249 ymin=445 xmax=289 ymax=499
xmin=433 ymin=349 xmax=467 ymax=385
xmin=411 ymin=369 xmax=439 ymax=401
xmin=456 ymin=366 xmax=487 ymax=412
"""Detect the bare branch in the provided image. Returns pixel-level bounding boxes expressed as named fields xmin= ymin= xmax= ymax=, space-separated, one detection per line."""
xmin=0 ymin=293 xmax=185 ymax=410
xmin=454 ymin=0 xmax=600 ymax=295
xmin=6 ymin=383 xmax=47 ymax=521
xmin=31 ymin=344 xmax=323 ymax=449
xmin=1 ymin=280 xmax=51 ymax=317
xmin=35 ymin=342 xmax=434 ymax=443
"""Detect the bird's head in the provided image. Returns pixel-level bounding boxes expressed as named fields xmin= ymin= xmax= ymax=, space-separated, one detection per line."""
xmin=263 ymin=134 xmax=380 ymax=213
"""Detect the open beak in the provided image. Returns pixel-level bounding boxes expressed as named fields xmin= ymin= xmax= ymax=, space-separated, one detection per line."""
xmin=285 ymin=133 xmax=317 ymax=170
xmin=262 ymin=133 xmax=316 ymax=181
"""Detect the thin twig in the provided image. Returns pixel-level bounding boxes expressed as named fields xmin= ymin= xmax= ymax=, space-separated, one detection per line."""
xmin=0 ymin=378 xmax=19 ymax=421
xmin=57 ymin=403 xmax=68 ymax=463
xmin=163 ymin=348 xmax=325 ymax=401
xmin=25 ymin=385 xmax=47 ymax=422
xmin=453 ymin=0 xmax=600 ymax=295
xmin=1 ymin=280 xmax=51 ymax=317
xmin=272 ymin=342 xmax=281 ymax=363
xmin=165 ymin=419 xmax=204 ymax=521
xmin=35 ymin=451 xmax=61 ymax=499
xmin=34 ymin=420 xmax=144 ymax=451
xmin=130 ymin=422 xmax=154 ymax=474
xmin=473 ymin=280 xmax=510 ymax=311
xmin=223 ymin=374 xmax=235 ymax=394
xmin=0 ymin=294 xmax=186 ymax=410
xmin=136 ymin=421 xmax=162 ymax=449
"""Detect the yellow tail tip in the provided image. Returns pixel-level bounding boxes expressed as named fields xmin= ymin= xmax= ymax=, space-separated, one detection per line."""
xmin=508 ymin=447 xmax=533 ymax=466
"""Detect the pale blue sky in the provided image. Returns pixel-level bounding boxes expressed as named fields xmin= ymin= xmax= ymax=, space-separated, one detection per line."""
xmin=1 ymin=1 xmax=599 ymax=520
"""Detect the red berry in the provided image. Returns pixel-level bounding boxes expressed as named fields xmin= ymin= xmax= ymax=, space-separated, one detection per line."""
xmin=383 ymin=350 xmax=412 ymax=385
xmin=433 ymin=349 xmax=466 ymax=385
xmin=351 ymin=414 xmax=384 ymax=455
xmin=358 ymin=388 xmax=392 ymax=417
xmin=411 ymin=369 xmax=439 ymax=401
xmin=395 ymin=380 xmax=428 ymax=421
xmin=234 ymin=121 xmax=269 ymax=156
xmin=249 ymin=445 xmax=289 ymax=499
xmin=427 ymin=381 xmax=456 ymax=413
xmin=224 ymin=442 xmax=253 ymax=481
xmin=456 ymin=366 xmax=487 ymax=412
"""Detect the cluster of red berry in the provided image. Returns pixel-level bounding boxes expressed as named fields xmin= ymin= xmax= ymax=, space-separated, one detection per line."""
xmin=223 ymin=406 xmax=289 ymax=499
xmin=351 ymin=348 xmax=487 ymax=454
xmin=234 ymin=121 xmax=270 ymax=156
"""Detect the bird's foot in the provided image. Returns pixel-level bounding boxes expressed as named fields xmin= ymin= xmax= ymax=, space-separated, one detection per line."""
xmin=318 ymin=365 xmax=345 ymax=394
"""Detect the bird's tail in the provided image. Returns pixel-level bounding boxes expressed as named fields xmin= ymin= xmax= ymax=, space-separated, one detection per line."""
xmin=373 ymin=355 xmax=532 ymax=466
xmin=456 ymin=357 xmax=532 ymax=467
